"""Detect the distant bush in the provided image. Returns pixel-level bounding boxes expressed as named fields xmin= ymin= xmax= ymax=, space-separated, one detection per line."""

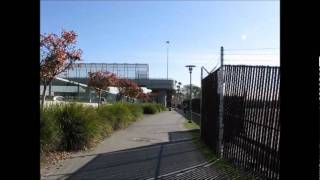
xmin=142 ymin=103 xmax=158 ymax=114
xmin=126 ymin=103 xmax=144 ymax=119
xmin=142 ymin=103 xmax=166 ymax=114
xmin=155 ymin=103 xmax=166 ymax=112
xmin=97 ymin=103 xmax=133 ymax=130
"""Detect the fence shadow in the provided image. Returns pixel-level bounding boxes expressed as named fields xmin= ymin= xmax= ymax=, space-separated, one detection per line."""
xmin=43 ymin=130 xmax=206 ymax=180
xmin=169 ymin=129 xmax=199 ymax=142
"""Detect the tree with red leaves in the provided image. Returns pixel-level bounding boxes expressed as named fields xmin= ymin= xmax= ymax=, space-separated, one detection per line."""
xmin=40 ymin=29 xmax=82 ymax=109
xmin=137 ymin=92 xmax=151 ymax=102
xmin=117 ymin=79 xmax=142 ymax=100
xmin=87 ymin=71 xmax=118 ymax=105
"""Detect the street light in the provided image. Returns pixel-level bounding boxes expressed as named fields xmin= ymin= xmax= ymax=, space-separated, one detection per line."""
xmin=166 ymin=41 xmax=170 ymax=80
xmin=185 ymin=65 xmax=196 ymax=123
xmin=176 ymin=85 xmax=180 ymax=107
xmin=177 ymin=82 xmax=182 ymax=105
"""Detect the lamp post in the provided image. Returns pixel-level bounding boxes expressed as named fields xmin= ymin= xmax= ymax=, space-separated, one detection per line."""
xmin=185 ymin=65 xmax=196 ymax=123
xmin=176 ymin=85 xmax=180 ymax=107
xmin=177 ymin=82 xmax=182 ymax=106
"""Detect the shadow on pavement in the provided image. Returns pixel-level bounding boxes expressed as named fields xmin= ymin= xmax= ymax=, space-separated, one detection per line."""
xmin=174 ymin=108 xmax=201 ymax=126
xmin=44 ymin=129 xmax=207 ymax=180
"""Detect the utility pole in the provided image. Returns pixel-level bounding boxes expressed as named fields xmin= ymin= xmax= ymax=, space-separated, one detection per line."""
xmin=221 ymin=46 xmax=224 ymax=66
xmin=200 ymin=66 xmax=203 ymax=138
xmin=166 ymin=41 xmax=170 ymax=80
xmin=218 ymin=46 xmax=224 ymax=156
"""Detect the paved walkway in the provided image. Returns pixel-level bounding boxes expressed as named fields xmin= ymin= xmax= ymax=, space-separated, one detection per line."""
xmin=41 ymin=110 xmax=227 ymax=180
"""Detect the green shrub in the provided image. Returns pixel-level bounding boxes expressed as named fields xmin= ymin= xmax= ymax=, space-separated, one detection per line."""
xmin=97 ymin=105 xmax=115 ymax=128
xmin=41 ymin=102 xmax=164 ymax=154
xmin=142 ymin=103 xmax=158 ymax=114
xmin=40 ymin=105 xmax=63 ymax=154
xmin=141 ymin=103 xmax=166 ymax=114
xmin=154 ymin=104 xmax=160 ymax=112
xmin=97 ymin=103 xmax=133 ymax=130
xmin=162 ymin=105 xmax=166 ymax=111
xmin=57 ymin=103 xmax=103 ymax=151
xmin=101 ymin=122 xmax=113 ymax=137
xmin=155 ymin=104 xmax=166 ymax=112
xmin=126 ymin=104 xmax=144 ymax=119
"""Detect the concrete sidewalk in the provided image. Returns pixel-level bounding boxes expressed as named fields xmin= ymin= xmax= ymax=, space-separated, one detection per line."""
xmin=41 ymin=111 xmax=226 ymax=180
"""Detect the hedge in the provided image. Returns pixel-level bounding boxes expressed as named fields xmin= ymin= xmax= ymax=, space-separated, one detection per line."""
xmin=40 ymin=102 xmax=166 ymax=155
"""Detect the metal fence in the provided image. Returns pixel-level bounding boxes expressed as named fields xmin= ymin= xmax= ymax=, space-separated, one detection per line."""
xmin=43 ymin=88 xmax=141 ymax=105
xmin=43 ymin=77 xmax=144 ymax=104
xmin=201 ymin=65 xmax=280 ymax=179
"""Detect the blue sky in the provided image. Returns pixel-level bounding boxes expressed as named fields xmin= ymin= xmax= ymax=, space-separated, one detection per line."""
xmin=41 ymin=1 xmax=279 ymax=86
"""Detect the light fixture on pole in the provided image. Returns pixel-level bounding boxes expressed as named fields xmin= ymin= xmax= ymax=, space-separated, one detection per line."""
xmin=166 ymin=41 xmax=170 ymax=80
xmin=185 ymin=65 xmax=196 ymax=123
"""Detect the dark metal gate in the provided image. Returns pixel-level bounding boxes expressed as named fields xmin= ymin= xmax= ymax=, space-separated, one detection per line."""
xmin=200 ymin=67 xmax=221 ymax=153
xmin=201 ymin=65 xmax=280 ymax=179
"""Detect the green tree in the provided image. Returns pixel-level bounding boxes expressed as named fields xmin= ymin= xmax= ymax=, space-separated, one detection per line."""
xmin=182 ymin=84 xmax=201 ymax=100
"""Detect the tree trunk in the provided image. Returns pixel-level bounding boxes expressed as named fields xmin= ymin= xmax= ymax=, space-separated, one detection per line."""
xmin=98 ymin=91 xmax=102 ymax=107
xmin=41 ymin=83 xmax=47 ymax=111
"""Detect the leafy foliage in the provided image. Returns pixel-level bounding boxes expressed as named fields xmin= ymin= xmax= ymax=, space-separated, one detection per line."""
xmin=40 ymin=30 xmax=82 ymax=84
xmin=182 ymin=84 xmax=201 ymax=99
xmin=97 ymin=103 xmax=133 ymax=130
xmin=40 ymin=29 xmax=82 ymax=109
xmin=57 ymin=103 xmax=103 ymax=151
xmin=137 ymin=92 xmax=151 ymax=102
xmin=40 ymin=106 xmax=63 ymax=154
xmin=88 ymin=71 xmax=118 ymax=104
xmin=116 ymin=79 xmax=142 ymax=98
